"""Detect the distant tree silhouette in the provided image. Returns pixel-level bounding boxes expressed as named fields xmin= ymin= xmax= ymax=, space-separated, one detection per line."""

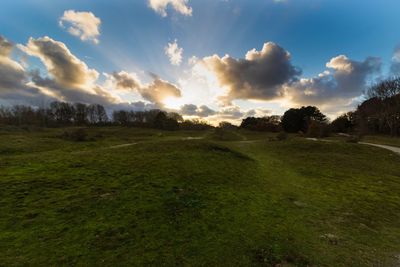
xmin=281 ymin=106 xmax=327 ymax=133
xmin=154 ymin=111 xmax=179 ymax=130
xmin=180 ymin=119 xmax=213 ymax=130
xmin=219 ymin=121 xmax=237 ymax=130
xmin=331 ymin=112 xmax=355 ymax=133
xmin=365 ymin=77 xmax=400 ymax=136
xmin=240 ymin=116 xmax=281 ymax=132
xmin=74 ymin=103 xmax=88 ymax=125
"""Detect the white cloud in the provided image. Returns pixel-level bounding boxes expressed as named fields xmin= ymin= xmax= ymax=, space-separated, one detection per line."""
xmin=165 ymin=39 xmax=183 ymax=66
xmin=199 ymin=42 xmax=300 ymax=105
xmin=285 ymin=55 xmax=381 ymax=112
xmin=390 ymin=46 xmax=400 ymax=75
xmin=0 ymin=36 xmax=46 ymax=104
xmin=194 ymin=42 xmax=382 ymax=117
xmin=106 ymin=71 xmax=182 ymax=105
xmin=18 ymin=36 xmax=118 ymax=105
xmin=148 ymin=0 xmax=192 ymax=17
xmin=19 ymin=36 xmax=99 ymax=90
xmin=59 ymin=10 xmax=101 ymax=44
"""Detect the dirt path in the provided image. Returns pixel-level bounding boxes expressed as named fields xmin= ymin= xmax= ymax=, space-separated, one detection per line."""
xmin=360 ymin=142 xmax=400 ymax=155
xmin=181 ymin=137 xmax=204 ymax=140
xmin=305 ymin=138 xmax=400 ymax=155
xmin=108 ymin=143 xmax=137 ymax=149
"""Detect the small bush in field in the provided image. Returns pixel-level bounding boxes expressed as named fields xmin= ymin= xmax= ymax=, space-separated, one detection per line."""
xmin=276 ymin=132 xmax=288 ymax=141
xmin=61 ymin=128 xmax=88 ymax=142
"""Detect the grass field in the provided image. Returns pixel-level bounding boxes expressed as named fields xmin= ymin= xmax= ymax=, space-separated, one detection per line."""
xmin=1 ymin=126 xmax=400 ymax=266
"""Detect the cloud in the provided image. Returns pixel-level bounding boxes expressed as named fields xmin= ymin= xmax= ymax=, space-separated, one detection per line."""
xmin=390 ymin=46 xmax=400 ymax=75
xmin=3 ymin=35 xmax=178 ymax=110
xmin=196 ymin=41 xmax=381 ymax=116
xmin=129 ymin=101 xmax=159 ymax=111
xmin=59 ymin=10 xmax=101 ymax=44
xmin=180 ymin=103 xmax=197 ymax=115
xmin=148 ymin=0 xmax=192 ymax=17
xmin=19 ymin=37 xmax=100 ymax=91
xmin=180 ymin=104 xmax=216 ymax=117
xmin=0 ymin=36 xmax=48 ymax=104
xmin=179 ymin=103 xmax=270 ymax=122
xmin=18 ymin=36 xmax=118 ymax=105
xmin=217 ymin=106 xmax=245 ymax=120
xmin=200 ymin=42 xmax=300 ymax=104
xmin=0 ymin=36 xmax=13 ymax=57
xmin=107 ymin=71 xmax=182 ymax=105
xmin=29 ymin=71 xmax=116 ymax=106
xmin=285 ymin=55 xmax=381 ymax=111
xmin=141 ymin=76 xmax=182 ymax=104
xmin=165 ymin=39 xmax=183 ymax=66
xmin=109 ymin=71 xmax=142 ymax=90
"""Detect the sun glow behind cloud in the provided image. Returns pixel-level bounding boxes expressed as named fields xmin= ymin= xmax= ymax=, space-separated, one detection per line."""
xmin=2 ymin=0 xmax=400 ymax=124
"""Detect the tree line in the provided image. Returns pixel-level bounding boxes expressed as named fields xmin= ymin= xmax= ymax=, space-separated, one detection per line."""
xmin=0 ymin=76 xmax=399 ymax=135
xmin=0 ymin=101 xmax=212 ymax=131
xmin=239 ymin=77 xmax=400 ymax=137
xmin=0 ymin=102 xmax=109 ymax=127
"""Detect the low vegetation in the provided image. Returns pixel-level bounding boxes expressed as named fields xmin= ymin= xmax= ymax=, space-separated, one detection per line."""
xmin=0 ymin=77 xmax=400 ymax=265
xmin=0 ymin=126 xmax=399 ymax=266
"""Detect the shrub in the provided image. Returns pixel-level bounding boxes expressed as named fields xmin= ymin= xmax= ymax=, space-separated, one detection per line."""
xmin=61 ymin=128 xmax=88 ymax=142
xmin=276 ymin=132 xmax=288 ymax=141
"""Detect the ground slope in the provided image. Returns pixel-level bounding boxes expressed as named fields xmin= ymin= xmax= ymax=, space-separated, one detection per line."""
xmin=0 ymin=127 xmax=399 ymax=266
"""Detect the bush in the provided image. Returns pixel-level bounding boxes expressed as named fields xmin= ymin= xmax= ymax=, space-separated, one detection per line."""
xmin=276 ymin=132 xmax=288 ymax=141
xmin=180 ymin=119 xmax=213 ymax=131
xmin=61 ymin=128 xmax=88 ymax=142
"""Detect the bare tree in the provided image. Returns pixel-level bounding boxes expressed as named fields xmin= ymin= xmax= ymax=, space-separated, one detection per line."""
xmin=368 ymin=77 xmax=400 ymax=136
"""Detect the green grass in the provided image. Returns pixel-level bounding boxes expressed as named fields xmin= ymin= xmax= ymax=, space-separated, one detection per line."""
xmin=362 ymin=135 xmax=400 ymax=147
xmin=0 ymin=127 xmax=400 ymax=266
xmin=326 ymin=133 xmax=400 ymax=148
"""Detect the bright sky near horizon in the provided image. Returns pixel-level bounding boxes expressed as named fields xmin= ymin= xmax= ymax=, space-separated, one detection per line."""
xmin=1 ymin=0 xmax=400 ymax=123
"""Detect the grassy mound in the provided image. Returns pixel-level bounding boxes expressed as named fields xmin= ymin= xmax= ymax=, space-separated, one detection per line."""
xmin=208 ymin=128 xmax=246 ymax=141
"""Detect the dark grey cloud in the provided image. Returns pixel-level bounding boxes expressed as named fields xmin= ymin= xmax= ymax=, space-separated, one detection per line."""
xmin=217 ymin=106 xmax=245 ymax=120
xmin=202 ymin=42 xmax=300 ymax=104
xmin=180 ymin=104 xmax=216 ymax=117
xmin=129 ymin=101 xmax=159 ymax=111
xmin=180 ymin=104 xmax=197 ymax=115
xmin=197 ymin=105 xmax=216 ymax=117
xmin=111 ymin=71 xmax=141 ymax=90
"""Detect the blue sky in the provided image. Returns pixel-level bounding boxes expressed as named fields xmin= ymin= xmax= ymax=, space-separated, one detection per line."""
xmin=1 ymin=0 xmax=400 ymax=122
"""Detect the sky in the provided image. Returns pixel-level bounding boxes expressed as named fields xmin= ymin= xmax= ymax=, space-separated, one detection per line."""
xmin=1 ymin=0 xmax=400 ymax=124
